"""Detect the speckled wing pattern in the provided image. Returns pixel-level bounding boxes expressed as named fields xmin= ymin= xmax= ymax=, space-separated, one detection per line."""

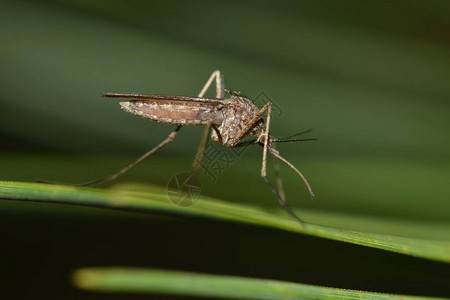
xmin=104 ymin=93 xmax=230 ymax=126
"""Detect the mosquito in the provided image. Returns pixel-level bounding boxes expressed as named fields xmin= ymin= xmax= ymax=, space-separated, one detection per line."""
xmin=55 ymin=71 xmax=316 ymax=224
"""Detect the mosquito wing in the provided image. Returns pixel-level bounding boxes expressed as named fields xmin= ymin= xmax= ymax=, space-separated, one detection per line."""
xmin=103 ymin=93 xmax=232 ymax=105
xmin=104 ymin=93 xmax=228 ymax=126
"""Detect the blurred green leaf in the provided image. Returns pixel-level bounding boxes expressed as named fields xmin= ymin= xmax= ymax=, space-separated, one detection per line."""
xmin=1 ymin=181 xmax=449 ymax=263
xmin=1 ymin=0 xmax=450 ymax=159
xmin=72 ymin=267 xmax=448 ymax=299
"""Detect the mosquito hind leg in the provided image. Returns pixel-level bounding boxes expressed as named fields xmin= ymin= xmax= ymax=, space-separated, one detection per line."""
xmin=39 ymin=71 xmax=226 ymax=187
xmin=198 ymin=70 xmax=225 ymax=99
xmin=85 ymin=71 xmax=226 ymax=186
xmin=79 ymin=125 xmax=182 ymax=187
xmin=190 ymin=71 xmax=225 ymax=175
xmin=38 ymin=125 xmax=183 ymax=187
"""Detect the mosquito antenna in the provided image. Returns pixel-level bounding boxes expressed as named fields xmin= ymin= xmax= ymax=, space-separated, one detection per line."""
xmin=276 ymin=129 xmax=313 ymax=140
xmin=224 ymin=88 xmax=240 ymax=96
xmin=273 ymin=138 xmax=317 ymax=143
xmin=225 ymin=88 xmax=249 ymax=98
xmin=268 ymin=147 xmax=315 ymax=200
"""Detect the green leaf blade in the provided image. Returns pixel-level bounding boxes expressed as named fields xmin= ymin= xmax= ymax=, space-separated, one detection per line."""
xmin=72 ymin=267 xmax=448 ymax=300
xmin=1 ymin=181 xmax=449 ymax=263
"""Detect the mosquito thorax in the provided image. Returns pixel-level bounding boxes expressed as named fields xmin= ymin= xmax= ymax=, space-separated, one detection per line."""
xmin=210 ymin=95 xmax=264 ymax=146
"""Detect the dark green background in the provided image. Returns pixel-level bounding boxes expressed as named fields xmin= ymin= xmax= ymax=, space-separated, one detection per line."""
xmin=1 ymin=1 xmax=449 ymax=299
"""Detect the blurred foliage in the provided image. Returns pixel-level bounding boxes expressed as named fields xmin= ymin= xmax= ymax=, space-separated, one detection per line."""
xmin=72 ymin=267 xmax=449 ymax=299
xmin=1 ymin=0 xmax=450 ymax=158
xmin=1 ymin=0 xmax=450 ymax=299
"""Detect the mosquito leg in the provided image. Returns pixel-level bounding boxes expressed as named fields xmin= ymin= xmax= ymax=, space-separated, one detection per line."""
xmin=191 ymin=121 xmax=211 ymax=175
xmin=271 ymin=146 xmax=286 ymax=202
xmin=36 ymin=126 xmax=182 ymax=187
xmin=198 ymin=70 xmax=225 ymax=99
xmin=259 ymin=103 xmax=305 ymax=225
xmin=211 ymin=125 xmax=224 ymax=145
xmin=268 ymin=147 xmax=315 ymax=201
xmin=190 ymin=71 xmax=225 ymax=175
xmin=75 ymin=125 xmax=182 ymax=187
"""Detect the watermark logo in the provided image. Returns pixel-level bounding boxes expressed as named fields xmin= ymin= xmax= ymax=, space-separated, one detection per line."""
xmin=253 ymin=91 xmax=283 ymax=117
xmin=166 ymin=172 xmax=202 ymax=207
xmin=198 ymin=140 xmax=243 ymax=182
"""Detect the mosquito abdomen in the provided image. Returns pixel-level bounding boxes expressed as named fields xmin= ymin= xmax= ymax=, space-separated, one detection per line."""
xmin=120 ymin=100 xmax=224 ymax=125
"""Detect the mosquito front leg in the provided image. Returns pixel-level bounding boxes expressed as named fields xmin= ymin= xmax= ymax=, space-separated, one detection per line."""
xmin=271 ymin=146 xmax=286 ymax=202
xmin=259 ymin=103 xmax=305 ymax=225
xmin=268 ymin=147 xmax=315 ymax=201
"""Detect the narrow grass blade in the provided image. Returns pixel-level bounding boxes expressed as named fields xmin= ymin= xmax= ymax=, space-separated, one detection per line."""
xmin=0 ymin=181 xmax=449 ymax=263
xmin=72 ymin=267 xmax=448 ymax=300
